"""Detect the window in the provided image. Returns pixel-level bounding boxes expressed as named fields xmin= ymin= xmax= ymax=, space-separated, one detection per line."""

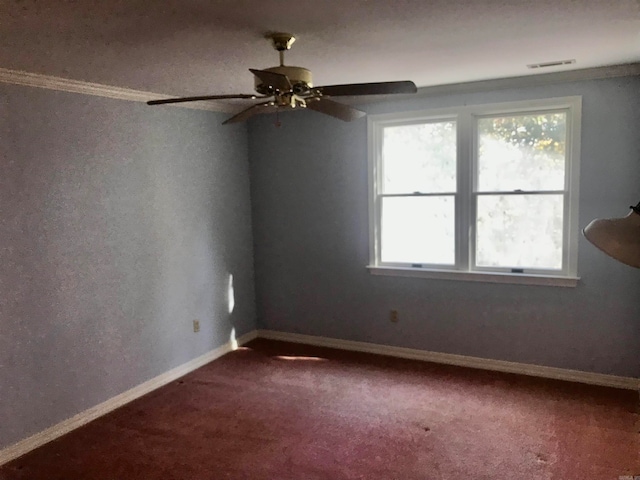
xmin=367 ymin=97 xmax=581 ymax=286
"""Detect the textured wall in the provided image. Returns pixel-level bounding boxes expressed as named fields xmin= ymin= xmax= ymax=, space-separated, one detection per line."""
xmin=0 ymin=85 xmax=256 ymax=449
xmin=249 ymin=76 xmax=640 ymax=378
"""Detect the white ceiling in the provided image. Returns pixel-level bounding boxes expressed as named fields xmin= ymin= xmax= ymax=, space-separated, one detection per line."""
xmin=1 ymin=0 xmax=639 ymax=97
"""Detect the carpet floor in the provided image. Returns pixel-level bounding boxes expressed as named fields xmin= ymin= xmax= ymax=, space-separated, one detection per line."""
xmin=1 ymin=338 xmax=639 ymax=479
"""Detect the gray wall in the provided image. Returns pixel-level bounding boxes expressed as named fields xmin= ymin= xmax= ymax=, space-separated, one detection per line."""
xmin=0 ymin=84 xmax=256 ymax=450
xmin=249 ymin=75 xmax=640 ymax=378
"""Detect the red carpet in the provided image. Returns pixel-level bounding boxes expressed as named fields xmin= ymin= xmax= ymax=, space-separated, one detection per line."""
xmin=1 ymin=339 xmax=638 ymax=479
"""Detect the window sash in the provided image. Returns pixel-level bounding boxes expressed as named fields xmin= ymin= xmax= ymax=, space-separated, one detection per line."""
xmin=380 ymin=118 xmax=458 ymax=195
xmin=472 ymin=108 xmax=570 ymax=194
xmin=470 ymin=191 xmax=568 ymax=274
xmin=377 ymin=193 xmax=456 ymax=268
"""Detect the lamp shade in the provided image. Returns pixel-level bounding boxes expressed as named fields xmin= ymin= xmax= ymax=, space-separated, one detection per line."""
xmin=583 ymin=203 xmax=640 ymax=268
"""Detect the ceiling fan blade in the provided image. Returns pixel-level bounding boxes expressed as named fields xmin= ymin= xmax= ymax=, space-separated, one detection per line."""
xmin=222 ymin=101 xmax=277 ymax=125
xmin=249 ymin=69 xmax=292 ymax=92
xmin=147 ymin=94 xmax=261 ymax=105
xmin=305 ymin=98 xmax=366 ymax=122
xmin=315 ymin=81 xmax=417 ymax=97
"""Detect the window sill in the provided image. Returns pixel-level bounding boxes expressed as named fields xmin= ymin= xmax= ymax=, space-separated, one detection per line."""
xmin=367 ymin=266 xmax=580 ymax=287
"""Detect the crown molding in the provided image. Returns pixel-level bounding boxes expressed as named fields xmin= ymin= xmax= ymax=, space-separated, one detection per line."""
xmin=0 ymin=67 xmax=236 ymax=113
xmin=1 ymin=62 xmax=638 ymax=114
xmin=414 ymin=62 xmax=640 ymax=98
xmin=348 ymin=62 xmax=640 ymax=105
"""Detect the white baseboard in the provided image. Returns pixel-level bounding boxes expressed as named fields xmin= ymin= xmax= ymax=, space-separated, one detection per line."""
xmin=257 ymin=330 xmax=640 ymax=391
xmin=3 ymin=328 xmax=637 ymax=466
xmin=0 ymin=330 xmax=258 ymax=466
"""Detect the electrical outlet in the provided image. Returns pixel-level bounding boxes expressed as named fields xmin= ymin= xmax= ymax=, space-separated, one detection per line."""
xmin=390 ymin=310 xmax=399 ymax=323
xmin=193 ymin=320 xmax=200 ymax=333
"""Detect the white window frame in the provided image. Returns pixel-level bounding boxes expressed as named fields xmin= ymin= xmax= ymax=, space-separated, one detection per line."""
xmin=367 ymin=96 xmax=582 ymax=287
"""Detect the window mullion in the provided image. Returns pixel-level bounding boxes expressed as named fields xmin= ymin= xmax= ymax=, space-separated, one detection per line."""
xmin=456 ymin=112 xmax=473 ymax=270
xmin=368 ymin=119 xmax=380 ymax=265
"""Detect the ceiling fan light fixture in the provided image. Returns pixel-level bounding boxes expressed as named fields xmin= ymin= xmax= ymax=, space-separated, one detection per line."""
xmin=583 ymin=202 xmax=640 ymax=268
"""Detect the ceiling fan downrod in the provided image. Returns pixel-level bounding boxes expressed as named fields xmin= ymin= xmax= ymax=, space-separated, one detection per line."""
xmin=269 ymin=32 xmax=296 ymax=66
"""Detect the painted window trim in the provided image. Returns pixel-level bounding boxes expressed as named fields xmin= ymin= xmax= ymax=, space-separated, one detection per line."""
xmin=367 ymin=96 xmax=582 ymax=287
xmin=368 ymin=266 xmax=579 ymax=287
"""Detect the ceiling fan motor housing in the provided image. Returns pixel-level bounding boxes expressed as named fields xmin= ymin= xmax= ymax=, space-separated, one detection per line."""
xmin=254 ymin=65 xmax=313 ymax=95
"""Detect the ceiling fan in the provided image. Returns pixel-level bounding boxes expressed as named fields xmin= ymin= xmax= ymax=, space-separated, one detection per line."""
xmin=147 ymin=33 xmax=418 ymax=125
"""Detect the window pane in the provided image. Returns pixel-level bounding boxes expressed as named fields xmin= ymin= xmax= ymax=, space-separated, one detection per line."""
xmin=477 ymin=113 xmax=566 ymax=191
xmin=476 ymin=194 xmax=563 ymax=269
xmin=381 ymin=196 xmax=455 ymax=265
xmin=382 ymin=121 xmax=456 ymax=194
